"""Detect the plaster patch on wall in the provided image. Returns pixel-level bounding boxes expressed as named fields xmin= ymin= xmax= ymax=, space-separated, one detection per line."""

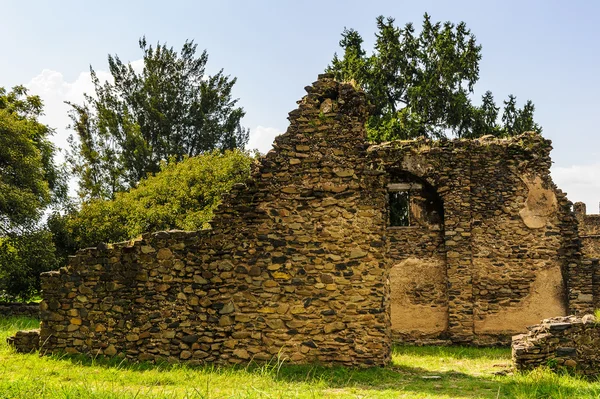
xmin=519 ymin=175 xmax=558 ymax=229
xmin=390 ymin=257 xmax=447 ymax=334
xmin=474 ymin=266 xmax=566 ymax=334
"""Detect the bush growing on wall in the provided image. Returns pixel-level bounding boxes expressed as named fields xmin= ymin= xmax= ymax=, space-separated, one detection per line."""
xmin=52 ymin=149 xmax=254 ymax=252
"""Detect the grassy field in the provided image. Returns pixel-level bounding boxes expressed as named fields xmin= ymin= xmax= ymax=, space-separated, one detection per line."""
xmin=1 ymin=317 xmax=599 ymax=398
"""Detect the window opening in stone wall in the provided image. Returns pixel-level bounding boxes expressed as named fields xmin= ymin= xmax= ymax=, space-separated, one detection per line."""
xmin=387 ymin=175 xmax=444 ymax=229
xmin=389 ymin=190 xmax=410 ymax=226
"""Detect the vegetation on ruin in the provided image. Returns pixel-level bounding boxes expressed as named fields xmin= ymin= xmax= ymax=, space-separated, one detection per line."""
xmin=49 ymin=149 xmax=254 ymax=260
xmin=327 ymin=14 xmax=542 ymax=141
xmin=1 ymin=317 xmax=600 ymax=398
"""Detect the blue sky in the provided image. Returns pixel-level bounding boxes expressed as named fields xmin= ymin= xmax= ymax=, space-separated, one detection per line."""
xmin=3 ymin=0 xmax=599 ymax=211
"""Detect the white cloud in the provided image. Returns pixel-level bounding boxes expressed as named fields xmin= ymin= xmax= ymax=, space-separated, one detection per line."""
xmin=552 ymin=163 xmax=600 ymax=214
xmin=25 ymin=63 xmax=142 ymax=198
xmin=247 ymin=126 xmax=283 ymax=154
xmin=25 ymin=69 xmax=111 ymax=162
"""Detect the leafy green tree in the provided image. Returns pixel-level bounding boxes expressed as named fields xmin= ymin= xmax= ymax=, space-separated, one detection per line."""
xmin=56 ymin=150 xmax=253 ymax=250
xmin=68 ymin=37 xmax=249 ymax=200
xmin=0 ymin=229 xmax=59 ymax=300
xmin=328 ymin=14 xmax=541 ymax=140
xmin=0 ymin=86 xmax=66 ymax=233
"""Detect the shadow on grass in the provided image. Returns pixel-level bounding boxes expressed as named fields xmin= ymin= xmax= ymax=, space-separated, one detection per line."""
xmin=41 ymin=345 xmax=600 ymax=399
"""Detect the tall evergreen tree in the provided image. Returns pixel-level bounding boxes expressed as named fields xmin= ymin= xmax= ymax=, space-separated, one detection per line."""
xmin=68 ymin=37 xmax=249 ymax=200
xmin=328 ymin=14 xmax=541 ymax=140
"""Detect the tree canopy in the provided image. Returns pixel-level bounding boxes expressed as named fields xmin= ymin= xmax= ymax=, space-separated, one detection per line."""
xmin=0 ymin=86 xmax=65 ymax=299
xmin=327 ymin=14 xmax=542 ymax=141
xmin=67 ymin=37 xmax=249 ymax=200
xmin=52 ymin=150 xmax=253 ymax=252
xmin=0 ymin=86 xmax=65 ymax=233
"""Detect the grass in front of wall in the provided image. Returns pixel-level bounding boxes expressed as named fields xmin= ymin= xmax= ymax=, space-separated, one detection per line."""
xmin=1 ymin=316 xmax=600 ymax=398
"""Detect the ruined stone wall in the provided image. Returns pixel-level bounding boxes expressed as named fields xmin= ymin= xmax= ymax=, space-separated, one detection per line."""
xmin=512 ymin=315 xmax=600 ymax=376
xmin=35 ymin=74 xmax=592 ymax=365
xmin=7 ymin=329 xmax=40 ymax=353
xmin=368 ymin=133 xmax=580 ymax=344
xmin=0 ymin=302 xmax=39 ymax=317
xmin=574 ymin=202 xmax=600 ymax=258
xmin=39 ymin=75 xmax=391 ymax=367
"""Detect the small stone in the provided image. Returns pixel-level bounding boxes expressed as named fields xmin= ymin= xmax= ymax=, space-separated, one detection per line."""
xmin=266 ymin=319 xmax=285 ymax=329
xmin=141 ymin=246 xmax=156 ymax=254
xmin=104 ymin=345 xmax=117 ymax=356
xmin=233 ymin=349 xmax=250 ymax=359
xmin=157 ymin=248 xmax=173 ymax=260
xmin=219 ymin=302 xmax=235 ymax=314
xmin=182 ymin=335 xmax=198 ymax=344
xmin=248 ymin=266 xmax=261 ymax=277
xmin=334 ymin=169 xmax=354 ymax=178
xmin=126 ymin=334 xmax=139 ymax=342
xmin=320 ymin=98 xmax=334 ymax=113
xmin=180 ymin=350 xmax=192 ymax=360
xmin=349 ymin=249 xmax=367 ymax=259
xmin=324 ymin=322 xmax=345 ymax=334
xmin=273 ymin=272 xmax=291 ymax=280
xmin=564 ymin=359 xmax=577 ymax=367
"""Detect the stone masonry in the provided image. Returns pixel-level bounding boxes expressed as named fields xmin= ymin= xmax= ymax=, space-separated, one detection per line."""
xmin=16 ymin=74 xmax=597 ymax=366
xmin=37 ymin=75 xmax=390 ymax=366
xmin=7 ymin=329 xmax=40 ymax=353
xmin=513 ymin=315 xmax=600 ymax=376
xmin=574 ymin=202 xmax=600 ymax=259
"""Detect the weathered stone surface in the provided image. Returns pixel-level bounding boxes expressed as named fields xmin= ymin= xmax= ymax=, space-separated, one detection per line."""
xmin=0 ymin=302 xmax=39 ymax=317
xmin=513 ymin=315 xmax=600 ymax=376
xmin=7 ymin=329 xmax=39 ymax=353
xmin=26 ymin=73 xmax=597 ymax=368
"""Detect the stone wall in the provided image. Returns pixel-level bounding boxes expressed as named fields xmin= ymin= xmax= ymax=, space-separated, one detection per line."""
xmin=574 ymin=202 xmax=600 ymax=258
xmin=368 ymin=133 xmax=582 ymax=344
xmin=31 ymin=74 xmax=594 ymax=365
xmin=7 ymin=329 xmax=40 ymax=353
xmin=0 ymin=302 xmax=39 ymax=317
xmin=512 ymin=315 xmax=600 ymax=375
xmin=39 ymin=75 xmax=390 ymax=367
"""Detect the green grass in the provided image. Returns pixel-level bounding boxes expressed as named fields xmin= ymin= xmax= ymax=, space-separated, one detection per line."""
xmin=1 ymin=317 xmax=599 ymax=398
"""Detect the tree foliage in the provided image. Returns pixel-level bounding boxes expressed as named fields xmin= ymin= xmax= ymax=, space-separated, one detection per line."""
xmin=0 ymin=86 xmax=66 ymax=233
xmin=68 ymin=38 xmax=249 ymax=200
xmin=327 ymin=14 xmax=542 ymax=141
xmin=0 ymin=229 xmax=58 ymax=300
xmin=53 ymin=150 xmax=253 ymax=251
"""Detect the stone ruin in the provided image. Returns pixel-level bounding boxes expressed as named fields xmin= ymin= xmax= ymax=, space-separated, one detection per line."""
xmin=513 ymin=315 xmax=600 ymax=376
xmin=8 ymin=74 xmax=600 ymax=367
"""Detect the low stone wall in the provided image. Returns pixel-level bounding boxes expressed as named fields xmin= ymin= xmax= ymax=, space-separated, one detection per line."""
xmin=512 ymin=315 xmax=600 ymax=375
xmin=0 ymin=302 xmax=39 ymax=318
xmin=7 ymin=329 xmax=40 ymax=353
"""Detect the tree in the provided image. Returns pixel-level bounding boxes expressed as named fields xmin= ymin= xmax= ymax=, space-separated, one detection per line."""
xmin=54 ymin=150 xmax=253 ymax=251
xmin=68 ymin=37 xmax=249 ymax=200
xmin=0 ymin=86 xmax=66 ymax=234
xmin=0 ymin=229 xmax=58 ymax=300
xmin=327 ymin=14 xmax=541 ymax=140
